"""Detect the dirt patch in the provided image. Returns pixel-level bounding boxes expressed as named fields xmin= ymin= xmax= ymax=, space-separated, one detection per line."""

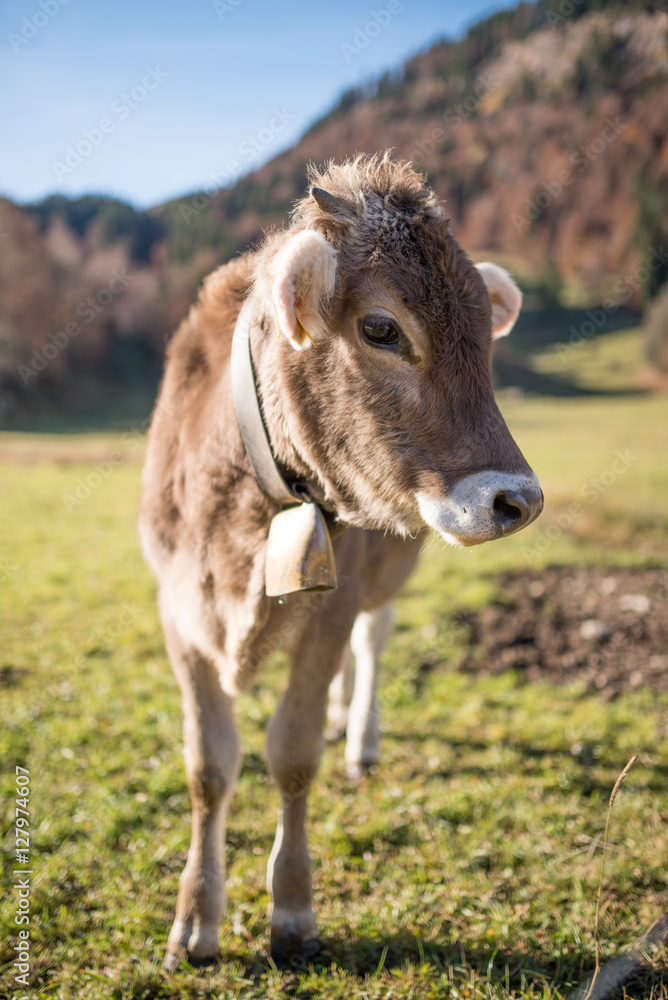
xmin=460 ymin=566 xmax=668 ymax=698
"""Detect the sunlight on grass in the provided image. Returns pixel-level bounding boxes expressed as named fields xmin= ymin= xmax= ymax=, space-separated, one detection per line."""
xmin=1 ymin=382 xmax=667 ymax=999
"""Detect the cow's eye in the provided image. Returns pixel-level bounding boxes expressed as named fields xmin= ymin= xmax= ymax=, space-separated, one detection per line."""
xmin=361 ymin=316 xmax=400 ymax=348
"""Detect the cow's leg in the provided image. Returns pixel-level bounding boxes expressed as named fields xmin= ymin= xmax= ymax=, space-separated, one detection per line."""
xmin=163 ymin=623 xmax=240 ymax=969
xmin=325 ymin=639 xmax=355 ymax=741
xmin=265 ymin=608 xmax=354 ymax=962
xmin=344 ymin=604 xmax=394 ymax=776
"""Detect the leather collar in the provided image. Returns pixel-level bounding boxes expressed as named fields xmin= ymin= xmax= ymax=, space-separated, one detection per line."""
xmin=231 ymin=296 xmax=307 ymax=508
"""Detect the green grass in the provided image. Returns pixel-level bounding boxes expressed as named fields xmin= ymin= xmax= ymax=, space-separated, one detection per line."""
xmin=531 ymin=327 xmax=647 ymax=395
xmin=1 ymin=330 xmax=667 ymax=999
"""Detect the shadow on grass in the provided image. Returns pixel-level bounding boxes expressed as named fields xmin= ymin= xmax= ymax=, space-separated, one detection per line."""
xmin=315 ymin=932 xmax=565 ymax=980
xmin=16 ymin=934 xmax=666 ymax=1000
xmin=220 ymin=931 xmax=665 ymax=999
xmin=386 ymin=728 xmax=668 ymax=798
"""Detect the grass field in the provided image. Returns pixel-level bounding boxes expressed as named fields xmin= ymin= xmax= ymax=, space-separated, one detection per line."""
xmin=1 ymin=328 xmax=667 ymax=999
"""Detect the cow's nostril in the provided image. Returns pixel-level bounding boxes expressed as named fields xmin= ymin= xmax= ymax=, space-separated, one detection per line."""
xmin=493 ymin=491 xmax=528 ymax=526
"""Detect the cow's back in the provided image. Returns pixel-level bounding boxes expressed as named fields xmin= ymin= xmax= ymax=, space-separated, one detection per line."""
xmin=138 ymin=255 xmax=253 ymax=576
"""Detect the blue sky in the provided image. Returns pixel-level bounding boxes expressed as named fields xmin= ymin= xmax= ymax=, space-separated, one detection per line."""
xmin=1 ymin=0 xmax=514 ymax=208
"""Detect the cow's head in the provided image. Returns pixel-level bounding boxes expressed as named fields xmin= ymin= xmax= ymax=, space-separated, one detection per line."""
xmin=252 ymin=154 xmax=542 ymax=546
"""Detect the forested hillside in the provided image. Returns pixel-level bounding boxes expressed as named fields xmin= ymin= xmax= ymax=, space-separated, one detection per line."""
xmin=1 ymin=0 xmax=666 ymax=423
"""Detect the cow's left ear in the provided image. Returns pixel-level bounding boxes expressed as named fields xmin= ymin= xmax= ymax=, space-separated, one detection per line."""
xmin=475 ymin=262 xmax=523 ymax=339
xmin=272 ymin=229 xmax=337 ymax=351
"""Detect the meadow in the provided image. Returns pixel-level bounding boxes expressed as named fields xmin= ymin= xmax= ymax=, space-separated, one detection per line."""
xmin=1 ymin=328 xmax=667 ymax=999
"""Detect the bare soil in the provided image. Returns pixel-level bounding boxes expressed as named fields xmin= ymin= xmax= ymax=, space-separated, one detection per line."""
xmin=460 ymin=566 xmax=668 ymax=698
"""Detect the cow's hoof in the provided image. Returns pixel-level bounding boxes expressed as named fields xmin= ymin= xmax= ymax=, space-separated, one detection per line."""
xmin=164 ymin=915 xmax=222 ymax=972
xmin=163 ymin=950 xmax=183 ymax=972
xmin=188 ymin=951 xmax=220 ymax=968
xmin=270 ymin=934 xmax=320 ymax=968
xmin=346 ymin=759 xmax=380 ymax=780
xmin=163 ymin=948 xmax=220 ymax=972
xmin=270 ymin=905 xmax=318 ymax=967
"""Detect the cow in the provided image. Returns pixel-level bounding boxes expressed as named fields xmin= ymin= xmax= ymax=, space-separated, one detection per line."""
xmin=324 ymin=601 xmax=396 ymax=776
xmin=138 ymin=153 xmax=543 ymax=968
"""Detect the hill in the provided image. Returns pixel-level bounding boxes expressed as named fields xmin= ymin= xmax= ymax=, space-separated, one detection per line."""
xmin=160 ymin=0 xmax=668 ymax=300
xmin=1 ymin=0 xmax=666 ymax=424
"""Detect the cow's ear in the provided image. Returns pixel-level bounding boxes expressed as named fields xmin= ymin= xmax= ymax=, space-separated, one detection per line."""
xmin=475 ymin=262 xmax=523 ymax=339
xmin=272 ymin=230 xmax=337 ymax=351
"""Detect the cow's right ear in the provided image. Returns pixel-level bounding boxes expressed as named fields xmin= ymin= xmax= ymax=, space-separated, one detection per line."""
xmin=272 ymin=230 xmax=337 ymax=351
xmin=475 ymin=262 xmax=523 ymax=339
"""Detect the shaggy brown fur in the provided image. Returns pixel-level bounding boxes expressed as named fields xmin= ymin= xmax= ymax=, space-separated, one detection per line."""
xmin=138 ymin=153 xmax=539 ymax=967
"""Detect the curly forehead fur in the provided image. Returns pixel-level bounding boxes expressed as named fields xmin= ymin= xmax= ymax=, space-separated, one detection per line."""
xmin=289 ymin=153 xmax=488 ymax=345
xmin=296 ymin=154 xmax=452 ymax=281
xmin=250 ymin=152 xmax=492 ymax=366
xmin=298 ymin=152 xmax=446 ymax=226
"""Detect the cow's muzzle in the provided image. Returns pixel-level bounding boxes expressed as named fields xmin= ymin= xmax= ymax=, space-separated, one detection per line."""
xmin=416 ymin=471 xmax=543 ymax=546
xmin=492 ymin=486 xmax=543 ymax=532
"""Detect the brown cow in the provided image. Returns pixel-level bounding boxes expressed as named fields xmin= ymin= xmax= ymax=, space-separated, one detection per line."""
xmin=138 ymin=153 xmax=542 ymax=968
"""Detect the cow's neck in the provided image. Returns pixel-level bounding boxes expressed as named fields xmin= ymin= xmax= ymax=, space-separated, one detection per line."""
xmin=238 ymin=294 xmax=334 ymax=515
xmin=232 ymin=295 xmax=305 ymax=508
xmin=230 ymin=294 xmax=342 ymax=593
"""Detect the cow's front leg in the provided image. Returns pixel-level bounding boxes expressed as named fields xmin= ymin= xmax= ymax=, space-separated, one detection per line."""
xmin=344 ymin=604 xmax=393 ymax=776
xmin=325 ymin=639 xmax=354 ymax=741
xmin=265 ymin=608 xmax=354 ymax=963
xmin=163 ymin=624 xmax=240 ymax=970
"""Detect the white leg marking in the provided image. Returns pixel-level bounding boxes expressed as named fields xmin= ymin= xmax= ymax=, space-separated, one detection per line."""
xmin=326 ymin=641 xmax=355 ymax=741
xmin=345 ymin=604 xmax=394 ymax=774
